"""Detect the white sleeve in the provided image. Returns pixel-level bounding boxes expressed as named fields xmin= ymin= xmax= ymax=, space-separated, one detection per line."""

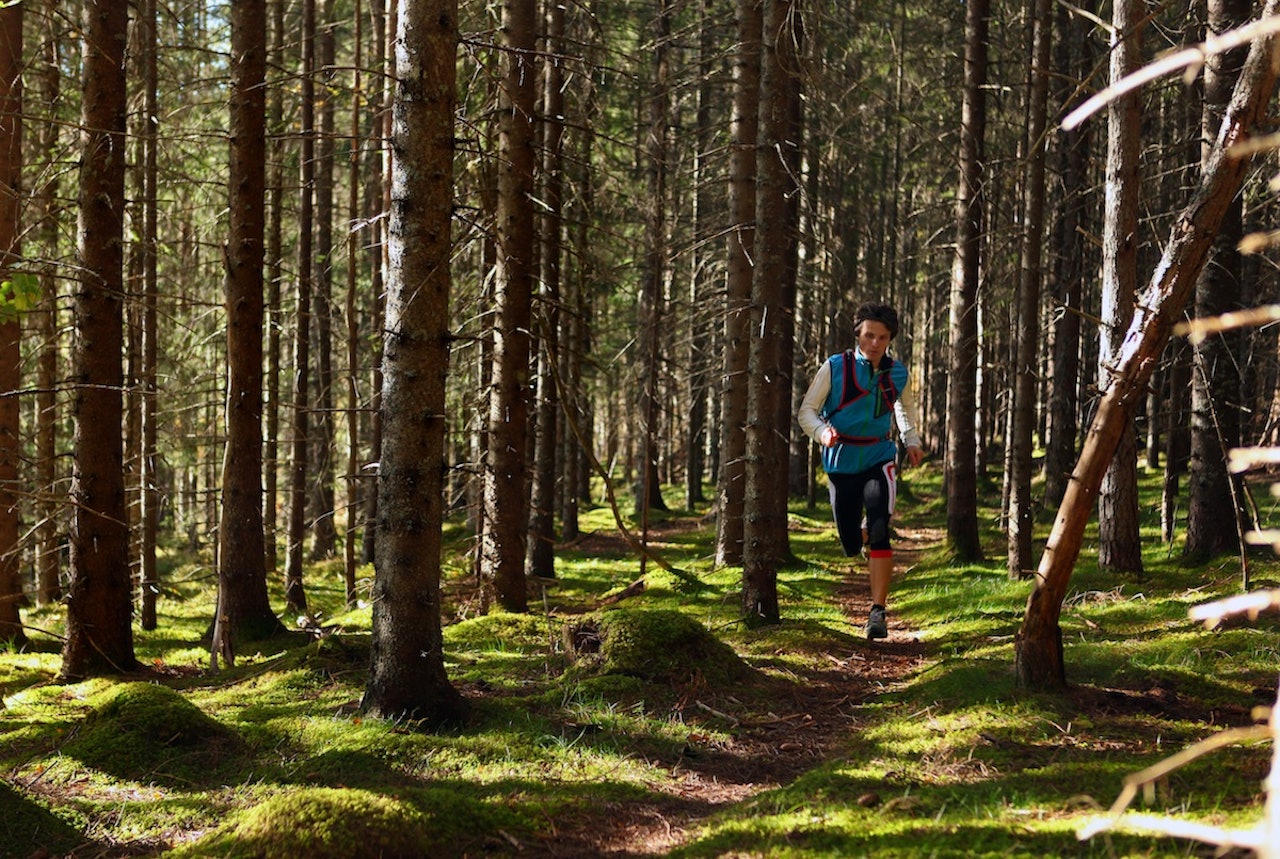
xmin=894 ymin=384 xmax=922 ymax=450
xmin=797 ymin=361 xmax=833 ymax=444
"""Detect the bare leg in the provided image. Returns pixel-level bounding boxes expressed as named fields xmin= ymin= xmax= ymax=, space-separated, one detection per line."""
xmin=869 ymin=553 xmax=893 ymax=607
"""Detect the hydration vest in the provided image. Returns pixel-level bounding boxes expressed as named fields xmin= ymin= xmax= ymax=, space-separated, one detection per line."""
xmin=819 ymin=349 xmax=908 ymax=474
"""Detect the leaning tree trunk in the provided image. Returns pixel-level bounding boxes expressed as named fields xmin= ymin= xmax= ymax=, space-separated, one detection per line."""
xmin=361 ymin=0 xmax=467 ymax=726
xmin=62 ymin=0 xmax=137 ymax=678
xmin=1015 ymin=2 xmax=1280 ymax=690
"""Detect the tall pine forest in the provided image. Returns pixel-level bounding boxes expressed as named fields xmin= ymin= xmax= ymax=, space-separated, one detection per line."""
xmin=2 ymin=0 xmax=1280 ymax=697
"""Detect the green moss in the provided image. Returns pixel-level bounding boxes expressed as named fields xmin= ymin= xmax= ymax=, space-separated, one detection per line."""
xmin=64 ymin=681 xmax=244 ymax=786
xmin=445 ymin=611 xmax=555 ymax=653
xmin=173 ymin=786 xmax=515 ymax=858
xmin=565 ymin=608 xmax=748 ymax=684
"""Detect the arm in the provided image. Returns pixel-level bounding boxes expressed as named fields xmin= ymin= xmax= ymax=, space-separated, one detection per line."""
xmin=894 ymin=385 xmax=925 ymax=467
xmin=797 ymin=360 xmax=837 ymax=447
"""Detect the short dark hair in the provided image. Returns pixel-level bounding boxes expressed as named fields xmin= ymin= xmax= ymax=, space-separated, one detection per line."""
xmin=853 ymin=302 xmax=899 ymax=340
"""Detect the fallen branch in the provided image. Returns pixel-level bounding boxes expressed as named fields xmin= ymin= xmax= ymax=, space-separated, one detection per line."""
xmin=1063 ymin=14 xmax=1280 ymax=130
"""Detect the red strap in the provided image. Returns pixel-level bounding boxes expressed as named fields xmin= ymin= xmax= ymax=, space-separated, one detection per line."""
xmin=834 ymin=432 xmax=891 ymax=445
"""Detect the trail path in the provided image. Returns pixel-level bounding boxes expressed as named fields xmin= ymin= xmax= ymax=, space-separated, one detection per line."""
xmin=520 ymin=526 xmax=940 ymax=857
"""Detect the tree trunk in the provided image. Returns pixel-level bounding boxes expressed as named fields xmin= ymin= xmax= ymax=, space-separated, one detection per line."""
xmin=0 ymin=0 xmax=22 ymax=648
xmin=1015 ymin=2 xmax=1280 ymax=690
xmin=263 ymin=0 xmax=286 ymax=575
xmin=362 ymin=0 xmax=393 ymax=567
xmin=636 ymin=0 xmax=671 ymax=524
xmin=1097 ymin=0 xmax=1144 ymax=575
xmin=560 ymin=62 xmax=596 ymax=542
xmin=32 ymin=0 xmax=60 ymax=610
xmin=361 ymin=0 xmax=467 ymax=726
xmin=715 ymin=0 xmax=760 ymax=568
xmin=1185 ymin=0 xmax=1252 ymax=561
xmin=1008 ymin=0 xmax=1052 ymax=580
xmin=343 ymin=0 xmax=365 ymax=605
xmin=62 ymin=0 xmax=137 ymax=678
xmin=528 ymin=0 xmax=565 ymax=580
xmin=742 ymin=0 xmax=798 ymax=626
xmin=138 ymin=0 xmax=159 ymax=632
xmin=945 ymin=0 xmax=988 ymax=562
xmin=686 ymin=0 xmax=715 ymax=510
xmin=309 ymin=0 xmax=338 ymax=562
xmin=481 ymin=0 xmax=537 ymax=613
xmin=1043 ymin=0 xmax=1093 ymax=510
xmin=285 ymin=0 xmax=316 ymax=614
xmin=217 ymin=0 xmax=284 ymax=655
xmin=1162 ymin=339 xmax=1190 ymax=542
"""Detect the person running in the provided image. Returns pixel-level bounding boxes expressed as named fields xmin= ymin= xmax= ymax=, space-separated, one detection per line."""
xmin=797 ymin=302 xmax=924 ymax=640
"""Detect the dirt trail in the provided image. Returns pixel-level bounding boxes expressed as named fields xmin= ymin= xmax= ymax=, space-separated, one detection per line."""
xmin=516 ymin=529 xmax=937 ymax=857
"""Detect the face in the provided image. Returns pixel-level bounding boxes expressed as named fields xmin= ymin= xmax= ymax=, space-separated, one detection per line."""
xmin=857 ymin=320 xmax=892 ymax=365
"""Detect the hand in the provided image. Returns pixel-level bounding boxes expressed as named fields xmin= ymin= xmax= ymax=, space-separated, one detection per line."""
xmin=906 ymin=445 xmax=924 ymax=468
xmin=820 ymin=425 xmax=838 ymax=448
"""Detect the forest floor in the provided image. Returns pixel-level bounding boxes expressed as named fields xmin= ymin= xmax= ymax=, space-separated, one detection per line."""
xmin=519 ymin=526 xmax=936 ymax=857
xmin=6 ymin=469 xmax=1280 ymax=858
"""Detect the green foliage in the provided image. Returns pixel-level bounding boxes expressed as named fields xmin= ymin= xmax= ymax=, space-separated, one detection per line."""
xmin=0 ymin=272 xmax=38 ymax=322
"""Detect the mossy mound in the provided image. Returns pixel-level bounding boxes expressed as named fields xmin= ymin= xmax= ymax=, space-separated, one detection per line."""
xmin=172 ymin=786 xmax=507 ymax=858
xmin=64 ymin=681 xmax=244 ymax=786
xmin=446 ymin=611 xmax=553 ymax=653
xmin=564 ymin=608 xmax=748 ymax=684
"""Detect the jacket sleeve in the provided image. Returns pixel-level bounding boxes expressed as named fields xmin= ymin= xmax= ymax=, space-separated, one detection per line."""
xmin=894 ymin=384 xmax=923 ymax=450
xmin=797 ymin=360 xmax=833 ymax=445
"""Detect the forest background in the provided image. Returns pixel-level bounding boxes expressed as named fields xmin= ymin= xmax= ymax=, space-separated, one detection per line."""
xmin=0 ymin=0 xmax=1280 ymax=805
xmin=5 ymin=0 xmax=1280 ymax=854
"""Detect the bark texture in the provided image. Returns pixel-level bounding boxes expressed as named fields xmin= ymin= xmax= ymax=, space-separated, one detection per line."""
xmin=945 ymin=0 xmax=988 ymax=562
xmin=217 ymin=0 xmax=283 ymax=652
xmin=481 ymin=0 xmax=537 ymax=612
xmin=62 ymin=0 xmax=137 ymax=678
xmin=1096 ymin=0 xmax=1144 ymax=574
xmin=714 ymin=0 xmax=760 ymax=568
xmin=362 ymin=0 xmax=467 ymax=725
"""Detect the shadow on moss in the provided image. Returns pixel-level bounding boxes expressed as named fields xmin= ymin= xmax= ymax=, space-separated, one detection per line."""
xmin=0 ymin=779 xmax=85 ymax=859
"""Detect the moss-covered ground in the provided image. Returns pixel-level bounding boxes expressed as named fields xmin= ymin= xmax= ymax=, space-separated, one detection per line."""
xmin=3 ymin=465 xmax=1279 ymax=857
